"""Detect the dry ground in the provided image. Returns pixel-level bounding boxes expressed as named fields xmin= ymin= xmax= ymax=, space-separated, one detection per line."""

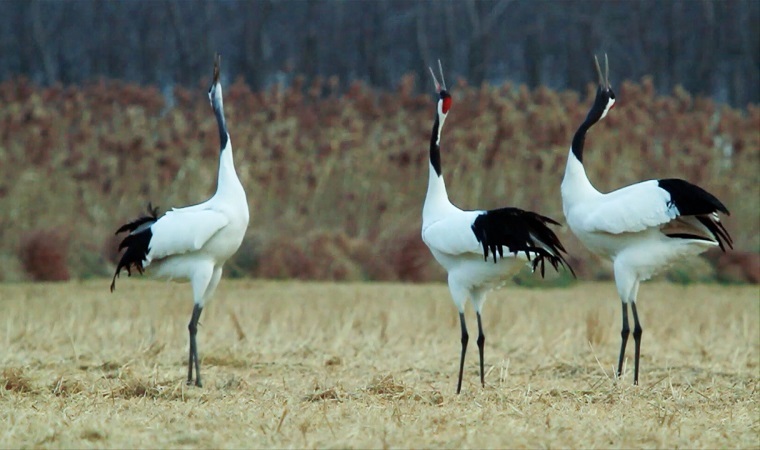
xmin=0 ymin=280 xmax=757 ymax=449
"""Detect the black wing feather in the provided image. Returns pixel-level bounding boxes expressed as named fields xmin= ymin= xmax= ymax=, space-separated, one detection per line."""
xmin=110 ymin=203 xmax=160 ymax=292
xmin=471 ymin=207 xmax=575 ymax=278
xmin=658 ymin=179 xmax=733 ymax=251
xmin=658 ymin=178 xmax=729 ymax=216
xmin=695 ymin=215 xmax=733 ymax=252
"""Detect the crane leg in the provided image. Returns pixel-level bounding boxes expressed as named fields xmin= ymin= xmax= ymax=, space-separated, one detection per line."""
xmin=187 ymin=304 xmax=204 ymax=387
xmin=476 ymin=312 xmax=485 ymax=388
xmin=617 ymin=302 xmax=630 ymax=380
xmin=456 ymin=312 xmax=469 ymax=394
xmin=631 ymin=302 xmax=643 ymax=386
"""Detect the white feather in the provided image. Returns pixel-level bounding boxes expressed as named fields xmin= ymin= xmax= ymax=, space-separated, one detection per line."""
xmin=422 ymin=210 xmax=484 ymax=257
xmin=562 ymin=110 xmax=727 ymax=385
xmin=579 ymin=180 xmax=678 ymax=234
xmin=112 ymin=55 xmax=249 ymax=388
xmin=146 ymin=208 xmax=230 ymax=265
xmin=420 ymin=86 xmax=568 ymax=393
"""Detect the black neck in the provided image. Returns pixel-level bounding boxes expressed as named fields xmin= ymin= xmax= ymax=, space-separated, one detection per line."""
xmin=213 ymin=99 xmax=228 ymax=152
xmin=429 ymin=116 xmax=442 ymax=176
xmin=571 ymin=119 xmax=592 ymax=164
xmin=573 ymin=88 xmax=612 ymax=164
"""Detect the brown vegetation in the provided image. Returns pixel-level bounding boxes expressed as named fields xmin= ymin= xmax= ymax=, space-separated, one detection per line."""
xmin=0 ymin=280 xmax=757 ymax=448
xmin=18 ymin=229 xmax=70 ymax=281
xmin=704 ymin=249 xmax=760 ymax=284
xmin=2 ymin=368 xmax=33 ymax=393
xmin=0 ymin=77 xmax=757 ymax=282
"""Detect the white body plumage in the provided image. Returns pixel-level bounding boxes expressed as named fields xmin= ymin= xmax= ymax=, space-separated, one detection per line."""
xmin=561 ymin=55 xmax=731 ymax=385
xmin=562 ymin=154 xmax=716 ymax=296
xmin=422 ymin=169 xmax=530 ymax=312
xmin=421 ymin=62 xmax=571 ymax=394
xmin=147 ymin=136 xmax=248 ymax=306
xmin=111 ymin=55 xmax=248 ymax=387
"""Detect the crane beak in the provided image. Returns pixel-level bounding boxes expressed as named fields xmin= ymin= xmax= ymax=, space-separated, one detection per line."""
xmin=213 ymin=53 xmax=221 ymax=85
xmin=428 ymin=59 xmax=447 ymax=93
xmin=604 ymin=53 xmax=610 ymax=89
xmin=594 ymin=53 xmax=610 ymax=90
xmin=428 ymin=67 xmax=441 ymax=93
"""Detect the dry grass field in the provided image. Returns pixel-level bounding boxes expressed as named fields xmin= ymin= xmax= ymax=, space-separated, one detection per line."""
xmin=0 ymin=280 xmax=757 ymax=448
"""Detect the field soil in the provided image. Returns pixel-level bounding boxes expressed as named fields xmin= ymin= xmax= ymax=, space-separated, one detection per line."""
xmin=0 ymin=280 xmax=758 ymax=448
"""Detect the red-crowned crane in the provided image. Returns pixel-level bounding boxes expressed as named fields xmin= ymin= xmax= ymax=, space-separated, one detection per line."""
xmin=110 ymin=54 xmax=249 ymax=387
xmin=421 ymin=62 xmax=574 ymax=394
xmin=561 ymin=55 xmax=732 ymax=385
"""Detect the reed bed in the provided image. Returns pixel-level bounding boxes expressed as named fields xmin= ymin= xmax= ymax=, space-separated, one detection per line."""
xmin=0 ymin=76 xmax=757 ymax=281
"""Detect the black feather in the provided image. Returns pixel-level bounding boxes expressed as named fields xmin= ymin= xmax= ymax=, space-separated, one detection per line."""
xmin=658 ymin=178 xmax=729 ymax=216
xmin=429 ymin=116 xmax=442 ymax=177
xmin=657 ymin=178 xmax=732 ymax=252
xmin=110 ymin=203 xmax=160 ymax=292
xmin=695 ymin=215 xmax=734 ymax=252
xmin=571 ymin=86 xmax=615 ymax=164
xmin=470 ymin=207 xmax=575 ymax=278
xmin=664 ymin=233 xmax=714 ymax=242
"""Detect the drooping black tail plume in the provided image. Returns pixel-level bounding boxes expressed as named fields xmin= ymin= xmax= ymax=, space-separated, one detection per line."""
xmin=471 ymin=208 xmax=576 ymax=278
xmin=110 ymin=203 xmax=160 ymax=292
xmin=657 ymin=178 xmax=733 ymax=251
xmin=695 ymin=215 xmax=733 ymax=251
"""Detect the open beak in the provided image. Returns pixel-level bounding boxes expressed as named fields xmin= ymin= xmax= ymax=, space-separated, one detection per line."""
xmin=428 ymin=59 xmax=447 ymax=93
xmin=594 ymin=53 xmax=610 ymax=90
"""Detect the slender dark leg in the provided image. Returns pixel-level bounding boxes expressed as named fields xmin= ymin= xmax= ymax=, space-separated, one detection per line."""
xmin=631 ymin=302 xmax=643 ymax=386
xmin=617 ymin=302 xmax=630 ymax=380
xmin=476 ymin=312 xmax=485 ymax=388
xmin=187 ymin=304 xmax=204 ymax=387
xmin=456 ymin=312 xmax=469 ymax=394
xmin=187 ymin=329 xmax=194 ymax=384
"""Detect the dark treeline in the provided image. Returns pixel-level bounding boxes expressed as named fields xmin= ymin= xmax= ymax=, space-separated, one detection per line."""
xmin=1 ymin=0 xmax=757 ymax=105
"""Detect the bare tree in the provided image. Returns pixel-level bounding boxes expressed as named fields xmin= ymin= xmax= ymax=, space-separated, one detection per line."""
xmin=301 ymin=0 xmax=319 ymax=81
xmin=241 ymin=0 xmax=272 ymax=91
xmin=0 ymin=0 xmax=756 ymax=105
xmin=465 ymin=0 xmax=511 ymax=85
xmin=30 ymin=0 xmax=61 ymax=84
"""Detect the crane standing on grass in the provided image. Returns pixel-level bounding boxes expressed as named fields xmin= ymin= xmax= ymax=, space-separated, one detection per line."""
xmin=561 ymin=55 xmax=732 ymax=385
xmin=421 ymin=62 xmax=574 ymax=394
xmin=110 ymin=54 xmax=249 ymax=387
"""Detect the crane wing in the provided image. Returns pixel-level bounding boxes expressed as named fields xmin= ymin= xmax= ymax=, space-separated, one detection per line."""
xmin=147 ymin=208 xmax=229 ymax=262
xmin=422 ymin=211 xmax=484 ymax=257
xmin=583 ymin=180 xmax=677 ymax=234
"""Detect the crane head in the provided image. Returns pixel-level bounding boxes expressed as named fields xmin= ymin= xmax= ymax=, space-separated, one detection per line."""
xmin=429 ymin=60 xmax=452 ymax=120
xmin=591 ymin=53 xmax=616 ymax=121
